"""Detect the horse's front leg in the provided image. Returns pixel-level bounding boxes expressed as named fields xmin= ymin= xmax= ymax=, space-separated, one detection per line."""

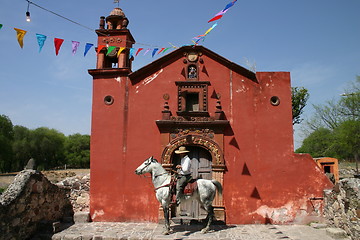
xmin=162 ymin=204 xmax=171 ymax=235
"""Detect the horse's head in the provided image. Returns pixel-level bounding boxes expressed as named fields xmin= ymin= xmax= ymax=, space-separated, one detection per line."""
xmin=135 ymin=156 xmax=158 ymax=175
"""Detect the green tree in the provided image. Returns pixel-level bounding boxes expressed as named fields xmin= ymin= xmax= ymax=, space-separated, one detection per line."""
xmin=333 ymin=120 xmax=360 ymax=161
xmin=12 ymin=125 xmax=32 ymax=171
xmin=292 ymin=87 xmax=310 ymax=125
xmin=64 ymin=133 xmax=90 ymax=168
xmin=29 ymin=127 xmax=66 ymax=170
xmin=0 ymin=114 xmax=14 ymax=172
xmin=296 ymin=128 xmax=336 ymax=158
xmin=298 ymin=77 xmax=360 ymax=161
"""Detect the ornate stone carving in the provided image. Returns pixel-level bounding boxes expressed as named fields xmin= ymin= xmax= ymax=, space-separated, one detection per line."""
xmin=170 ymin=128 xmax=214 ymax=139
xmin=170 ymin=116 xmax=215 ymax=122
xmin=161 ymin=135 xmax=224 ymax=166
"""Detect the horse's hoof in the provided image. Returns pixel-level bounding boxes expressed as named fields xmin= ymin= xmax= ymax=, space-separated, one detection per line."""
xmin=162 ymin=229 xmax=170 ymax=235
xmin=201 ymin=228 xmax=209 ymax=234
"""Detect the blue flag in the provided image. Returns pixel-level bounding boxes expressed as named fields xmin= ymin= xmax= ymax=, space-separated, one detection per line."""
xmin=129 ymin=48 xmax=135 ymax=59
xmin=223 ymin=0 xmax=237 ymax=11
xmin=36 ymin=33 xmax=47 ymax=53
xmin=152 ymin=48 xmax=159 ymax=57
xmin=84 ymin=43 xmax=94 ymax=57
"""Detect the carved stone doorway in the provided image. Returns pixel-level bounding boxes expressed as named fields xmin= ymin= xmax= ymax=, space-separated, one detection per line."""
xmin=159 ymin=134 xmax=226 ymax=222
xmin=171 ymin=146 xmax=212 ymax=220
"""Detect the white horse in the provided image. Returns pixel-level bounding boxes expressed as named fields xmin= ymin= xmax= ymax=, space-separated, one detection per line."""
xmin=135 ymin=156 xmax=223 ymax=234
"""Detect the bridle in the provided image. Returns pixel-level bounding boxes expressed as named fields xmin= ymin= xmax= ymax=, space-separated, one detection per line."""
xmin=138 ymin=160 xmax=169 ymax=179
xmin=137 ymin=157 xmax=168 ymax=179
xmin=137 ymin=157 xmax=176 ymax=191
xmin=138 ymin=158 xmax=153 ymax=175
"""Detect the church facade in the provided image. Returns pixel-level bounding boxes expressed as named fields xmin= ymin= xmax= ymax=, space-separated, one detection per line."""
xmin=88 ymin=8 xmax=333 ymax=224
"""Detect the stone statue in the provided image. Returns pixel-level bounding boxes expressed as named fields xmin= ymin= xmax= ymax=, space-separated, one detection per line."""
xmin=188 ymin=66 xmax=197 ymax=79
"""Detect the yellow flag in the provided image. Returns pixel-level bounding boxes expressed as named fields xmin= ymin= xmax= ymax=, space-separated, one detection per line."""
xmin=204 ymin=27 xmax=213 ymax=36
xmin=14 ymin=28 xmax=27 ymax=48
xmin=117 ymin=47 xmax=126 ymax=57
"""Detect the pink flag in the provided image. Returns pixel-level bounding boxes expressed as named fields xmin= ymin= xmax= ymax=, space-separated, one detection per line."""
xmin=72 ymin=41 xmax=80 ymax=55
xmin=208 ymin=0 xmax=236 ymax=23
xmin=143 ymin=48 xmax=151 ymax=56
xmin=54 ymin=38 xmax=64 ymax=55
xmin=215 ymin=9 xmax=229 ymax=17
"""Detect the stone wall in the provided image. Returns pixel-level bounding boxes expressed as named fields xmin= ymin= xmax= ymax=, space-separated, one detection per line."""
xmin=0 ymin=170 xmax=73 ymax=240
xmin=324 ymin=177 xmax=360 ymax=240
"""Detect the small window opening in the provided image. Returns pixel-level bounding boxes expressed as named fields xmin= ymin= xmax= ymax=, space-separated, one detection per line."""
xmin=188 ymin=65 xmax=197 ymax=79
xmin=186 ymin=93 xmax=199 ymax=111
xmin=324 ymin=165 xmax=331 ymax=173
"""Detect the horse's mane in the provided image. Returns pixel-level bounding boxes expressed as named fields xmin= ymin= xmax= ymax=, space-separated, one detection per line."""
xmin=153 ymin=160 xmax=169 ymax=174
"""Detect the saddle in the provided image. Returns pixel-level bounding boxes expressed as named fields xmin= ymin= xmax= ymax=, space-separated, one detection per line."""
xmin=184 ymin=179 xmax=198 ymax=195
xmin=170 ymin=177 xmax=198 ymax=204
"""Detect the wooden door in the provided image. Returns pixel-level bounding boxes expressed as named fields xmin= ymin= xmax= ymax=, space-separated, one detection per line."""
xmin=176 ymin=146 xmax=212 ymax=220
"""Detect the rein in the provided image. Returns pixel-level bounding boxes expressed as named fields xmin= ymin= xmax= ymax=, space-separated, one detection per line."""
xmin=154 ymin=174 xmax=177 ymax=192
xmin=137 ymin=171 xmax=172 ymax=191
xmin=154 ymin=171 xmax=168 ymax=178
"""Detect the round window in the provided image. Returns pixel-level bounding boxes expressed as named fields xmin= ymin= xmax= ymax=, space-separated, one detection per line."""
xmin=104 ymin=95 xmax=114 ymax=105
xmin=270 ymin=96 xmax=280 ymax=106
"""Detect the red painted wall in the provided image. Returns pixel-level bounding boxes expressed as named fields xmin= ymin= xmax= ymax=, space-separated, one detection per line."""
xmin=89 ymin=46 xmax=333 ymax=224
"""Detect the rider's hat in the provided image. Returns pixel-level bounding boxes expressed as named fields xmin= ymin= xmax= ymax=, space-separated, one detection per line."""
xmin=175 ymin=146 xmax=189 ymax=154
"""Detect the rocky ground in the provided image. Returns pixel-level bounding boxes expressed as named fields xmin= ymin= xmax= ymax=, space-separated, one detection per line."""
xmin=55 ymin=171 xmax=90 ymax=212
xmin=0 ymin=169 xmax=89 ymax=189
xmin=0 ymin=169 xmax=90 ymax=213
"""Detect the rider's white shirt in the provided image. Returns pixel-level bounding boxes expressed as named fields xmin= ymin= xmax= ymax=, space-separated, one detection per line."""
xmin=180 ymin=155 xmax=191 ymax=175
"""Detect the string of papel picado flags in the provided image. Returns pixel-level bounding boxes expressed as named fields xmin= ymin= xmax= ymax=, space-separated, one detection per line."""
xmin=2 ymin=0 xmax=239 ymax=58
xmin=10 ymin=27 xmax=177 ymax=58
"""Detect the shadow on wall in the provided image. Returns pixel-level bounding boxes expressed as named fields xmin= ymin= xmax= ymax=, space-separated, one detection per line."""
xmin=0 ymin=170 xmax=74 ymax=239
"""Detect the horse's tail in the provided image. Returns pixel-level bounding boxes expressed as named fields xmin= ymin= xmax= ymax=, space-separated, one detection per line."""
xmin=211 ymin=180 xmax=223 ymax=196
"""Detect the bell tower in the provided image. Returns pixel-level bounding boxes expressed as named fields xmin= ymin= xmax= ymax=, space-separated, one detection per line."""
xmin=88 ymin=7 xmax=135 ymax=221
xmin=93 ymin=7 xmax=134 ymax=69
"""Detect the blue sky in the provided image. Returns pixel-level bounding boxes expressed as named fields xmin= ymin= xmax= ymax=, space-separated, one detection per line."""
xmin=1 ymin=0 xmax=359 ymax=149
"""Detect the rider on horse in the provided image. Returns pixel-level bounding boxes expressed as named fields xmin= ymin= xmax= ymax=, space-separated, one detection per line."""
xmin=175 ymin=146 xmax=192 ymax=206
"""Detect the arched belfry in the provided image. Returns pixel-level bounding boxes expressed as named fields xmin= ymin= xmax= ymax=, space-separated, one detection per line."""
xmin=91 ymin=7 xmax=134 ymax=70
